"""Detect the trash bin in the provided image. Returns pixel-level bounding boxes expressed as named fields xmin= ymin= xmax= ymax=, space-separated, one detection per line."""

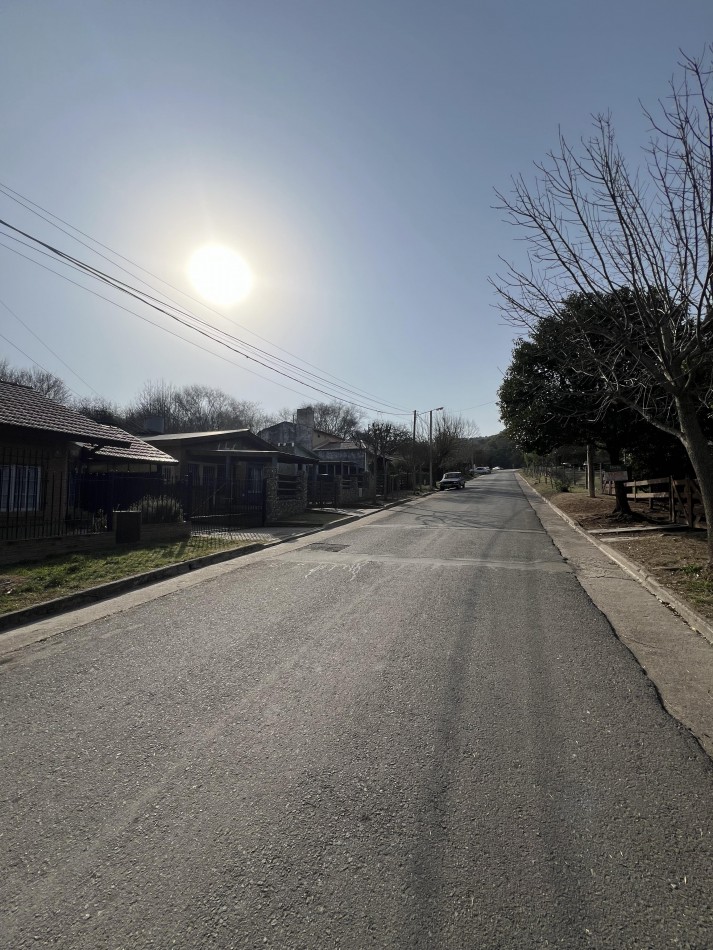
xmin=114 ymin=510 xmax=142 ymax=543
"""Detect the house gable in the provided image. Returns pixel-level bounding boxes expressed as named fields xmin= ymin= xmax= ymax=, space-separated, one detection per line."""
xmin=0 ymin=381 xmax=132 ymax=448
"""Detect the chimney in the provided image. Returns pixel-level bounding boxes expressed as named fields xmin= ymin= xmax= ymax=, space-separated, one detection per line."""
xmin=144 ymin=415 xmax=165 ymax=434
xmin=295 ymin=406 xmax=315 ymax=429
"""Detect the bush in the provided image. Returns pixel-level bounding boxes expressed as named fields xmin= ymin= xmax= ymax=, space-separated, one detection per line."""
xmin=553 ymin=478 xmax=571 ymax=493
xmin=132 ymin=495 xmax=183 ymax=524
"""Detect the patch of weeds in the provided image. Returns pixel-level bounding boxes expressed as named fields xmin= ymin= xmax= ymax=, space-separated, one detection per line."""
xmin=664 ymin=564 xmax=713 ymax=621
xmin=681 ymin=564 xmax=706 ymax=578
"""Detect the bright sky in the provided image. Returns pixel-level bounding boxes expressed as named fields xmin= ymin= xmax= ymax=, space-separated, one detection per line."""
xmin=0 ymin=0 xmax=710 ymax=435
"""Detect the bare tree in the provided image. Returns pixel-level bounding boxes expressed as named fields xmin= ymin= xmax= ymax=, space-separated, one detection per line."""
xmin=124 ymin=380 xmax=270 ymax=433
xmin=70 ymin=396 xmax=125 ymax=427
xmin=125 ymin=379 xmax=180 ymax=431
xmin=234 ymin=401 xmax=274 ymax=433
xmin=423 ymin=413 xmax=480 ymax=475
xmin=355 ymin=421 xmax=411 ymax=498
xmin=261 ymin=406 xmax=295 ymax=429
xmin=305 ymin=402 xmax=365 ymax=439
xmin=492 ymin=49 xmax=713 ymax=568
xmin=0 ymin=358 xmax=71 ymax=404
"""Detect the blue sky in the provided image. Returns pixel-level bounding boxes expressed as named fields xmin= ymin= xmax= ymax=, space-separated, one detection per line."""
xmin=0 ymin=0 xmax=710 ymax=435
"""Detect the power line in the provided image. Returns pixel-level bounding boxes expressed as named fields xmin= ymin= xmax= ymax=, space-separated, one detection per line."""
xmin=0 ymin=295 xmax=101 ymax=396
xmin=447 ymin=401 xmax=497 ymax=412
xmin=0 ymin=329 xmax=85 ymax=401
xmin=0 ymin=330 xmax=50 ymax=371
xmin=0 ymin=236 xmax=411 ymax=418
xmin=0 ymin=181 xmax=409 ymax=411
xmin=0 ymin=217 xmax=411 ymax=415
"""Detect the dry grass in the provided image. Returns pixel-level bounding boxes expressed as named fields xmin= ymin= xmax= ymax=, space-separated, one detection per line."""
xmin=523 ymin=474 xmax=713 ymax=624
xmin=0 ymin=536 xmax=265 ymax=615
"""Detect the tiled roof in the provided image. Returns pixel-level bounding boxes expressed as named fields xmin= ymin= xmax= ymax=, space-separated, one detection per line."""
xmin=0 ymin=380 xmax=132 ymax=447
xmin=316 ymin=440 xmax=367 ymax=451
xmin=144 ymin=430 xmax=250 ymax=442
xmin=144 ymin=430 xmax=279 ymax=451
xmin=79 ymin=425 xmax=178 ymax=464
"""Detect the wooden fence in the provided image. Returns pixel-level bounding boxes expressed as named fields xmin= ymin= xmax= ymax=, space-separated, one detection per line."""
xmin=670 ymin=477 xmax=706 ymax=529
xmin=602 ymin=474 xmax=706 ymax=528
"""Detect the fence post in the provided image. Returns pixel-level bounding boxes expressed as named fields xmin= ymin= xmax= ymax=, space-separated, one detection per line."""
xmin=184 ymin=474 xmax=193 ymax=523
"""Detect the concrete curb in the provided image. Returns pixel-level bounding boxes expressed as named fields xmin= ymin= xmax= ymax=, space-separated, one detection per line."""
xmin=0 ymin=493 xmax=422 ymax=635
xmin=517 ymin=474 xmax=713 ymax=647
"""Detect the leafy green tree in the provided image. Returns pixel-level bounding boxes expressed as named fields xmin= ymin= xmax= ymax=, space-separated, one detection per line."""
xmin=499 ymin=303 xmax=691 ymax=514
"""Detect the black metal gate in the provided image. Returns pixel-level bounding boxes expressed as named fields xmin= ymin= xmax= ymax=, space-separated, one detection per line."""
xmin=187 ymin=476 xmax=266 ymax=533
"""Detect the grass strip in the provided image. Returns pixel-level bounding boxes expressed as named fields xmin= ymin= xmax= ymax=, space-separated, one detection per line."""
xmin=0 ymin=536 xmax=265 ymax=614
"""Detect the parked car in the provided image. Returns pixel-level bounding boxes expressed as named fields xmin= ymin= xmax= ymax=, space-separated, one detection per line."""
xmin=438 ymin=471 xmax=466 ymax=490
xmin=474 ymin=466 xmax=491 ymax=475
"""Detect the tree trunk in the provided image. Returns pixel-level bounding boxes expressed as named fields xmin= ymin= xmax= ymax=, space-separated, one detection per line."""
xmin=674 ymin=395 xmax=713 ymax=571
xmin=604 ymin=441 xmax=632 ymax=516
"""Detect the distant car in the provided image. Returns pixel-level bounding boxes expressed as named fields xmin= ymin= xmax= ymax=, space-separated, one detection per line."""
xmin=438 ymin=471 xmax=466 ymax=490
xmin=474 ymin=466 xmax=491 ymax=475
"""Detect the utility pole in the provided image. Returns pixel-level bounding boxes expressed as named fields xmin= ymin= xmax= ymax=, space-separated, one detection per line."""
xmin=412 ymin=409 xmax=417 ymax=493
xmin=428 ymin=406 xmax=443 ymax=489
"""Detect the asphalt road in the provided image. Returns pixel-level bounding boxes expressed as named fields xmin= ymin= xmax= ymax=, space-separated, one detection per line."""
xmin=2 ymin=472 xmax=712 ymax=949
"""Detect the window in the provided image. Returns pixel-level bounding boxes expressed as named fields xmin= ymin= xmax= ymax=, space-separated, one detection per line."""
xmin=0 ymin=465 xmax=42 ymax=512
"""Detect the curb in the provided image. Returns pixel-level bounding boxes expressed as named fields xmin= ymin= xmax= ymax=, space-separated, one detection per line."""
xmin=517 ymin=475 xmax=713 ymax=647
xmin=0 ymin=493 xmax=422 ymax=635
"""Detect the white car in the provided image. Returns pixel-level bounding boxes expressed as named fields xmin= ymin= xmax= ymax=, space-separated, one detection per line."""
xmin=474 ymin=466 xmax=491 ymax=475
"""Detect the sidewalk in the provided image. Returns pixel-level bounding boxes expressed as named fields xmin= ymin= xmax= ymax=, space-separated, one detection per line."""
xmin=0 ymin=497 xmax=417 ymax=635
xmin=519 ymin=476 xmax=713 ymax=758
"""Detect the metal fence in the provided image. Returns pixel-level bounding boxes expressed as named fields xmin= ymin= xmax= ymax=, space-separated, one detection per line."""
xmin=308 ymin=474 xmax=339 ymax=508
xmin=1 ymin=445 xmax=70 ymax=540
xmin=0 ymin=444 xmax=267 ymax=540
xmin=187 ymin=476 xmax=266 ymax=534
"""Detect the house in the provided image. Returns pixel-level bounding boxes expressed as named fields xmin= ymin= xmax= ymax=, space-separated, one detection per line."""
xmin=142 ymin=429 xmax=316 ymax=486
xmin=142 ymin=429 xmax=318 ymax=525
xmin=0 ymin=380 xmax=176 ymax=541
xmin=259 ymin=407 xmax=373 ymax=477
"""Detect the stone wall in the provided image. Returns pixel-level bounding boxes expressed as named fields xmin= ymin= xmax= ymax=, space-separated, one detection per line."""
xmin=341 ymin=475 xmax=376 ymax=506
xmin=264 ymin=468 xmax=308 ymax=523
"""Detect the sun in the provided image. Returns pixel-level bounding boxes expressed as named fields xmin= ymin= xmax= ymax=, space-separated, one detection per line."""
xmin=188 ymin=245 xmax=254 ymax=306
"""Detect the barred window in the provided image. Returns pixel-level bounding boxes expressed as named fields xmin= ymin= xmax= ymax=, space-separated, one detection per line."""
xmin=0 ymin=465 xmax=42 ymax=512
